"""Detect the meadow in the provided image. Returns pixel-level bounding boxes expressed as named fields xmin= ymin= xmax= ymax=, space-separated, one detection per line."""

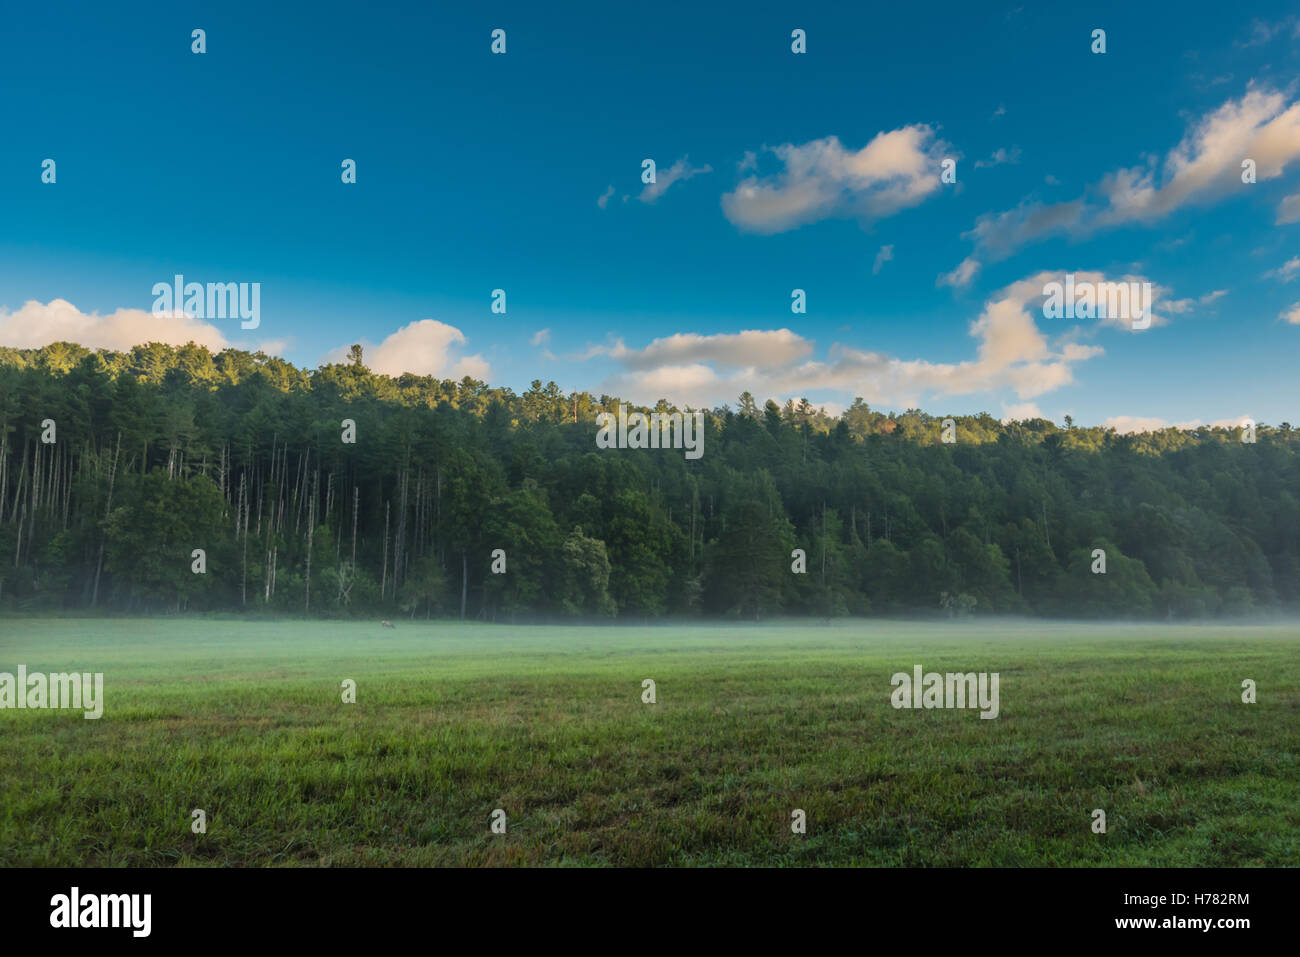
xmin=0 ymin=618 xmax=1296 ymax=867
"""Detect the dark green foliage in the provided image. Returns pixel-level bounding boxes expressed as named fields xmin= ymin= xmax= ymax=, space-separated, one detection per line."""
xmin=0 ymin=341 xmax=1296 ymax=620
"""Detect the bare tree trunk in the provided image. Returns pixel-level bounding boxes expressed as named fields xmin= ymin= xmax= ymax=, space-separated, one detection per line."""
xmin=460 ymin=549 xmax=467 ymax=620
xmin=351 ymin=485 xmax=358 ymax=566
xmin=305 ymin=476 xmax=316 ymax=613
xmin=381 ymin=500 xmax=390 ymax=600
xmin=91 ymin=433 xmax=121 ymax=607
xmin=240 ymin=474 xmax=248 ymax=607
xmin=10 ymin=441 xmax=28 ymax=524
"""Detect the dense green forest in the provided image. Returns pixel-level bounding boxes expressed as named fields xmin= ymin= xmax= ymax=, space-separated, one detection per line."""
xmin=0 ymin=341 xmax=1296 ymax=620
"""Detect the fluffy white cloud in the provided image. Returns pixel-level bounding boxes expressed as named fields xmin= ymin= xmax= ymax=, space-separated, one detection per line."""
xmin=962 ymin=89 xmax=1300 ymax=264
xmin=639 ymin=157 xmax=712 ymax=203
xmin=322 ymin=319 xmax=489 ymax=379
xmin=721 ymin=126 xmax=951 ymax=234
xmin=0 ymin=299 xmax=231 ymax=352
xmin=583 ymin=271 xmax=1168 ymax=409
xmin=254 ymin=338 xmax=291 ymax=355
xmin=1001 ymin=402 xmax=1044 ymax=422
xmin=596 ymin=185 xmax=615 ymax=209
xmin=872 ymin=244 xmax=894 ymax=275
xmin=1282 ymin=302 xmax=1300 ymax=324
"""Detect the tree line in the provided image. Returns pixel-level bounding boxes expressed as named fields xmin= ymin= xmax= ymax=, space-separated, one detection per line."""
xmin=0 ymin=340 xmax=1296 ymax=621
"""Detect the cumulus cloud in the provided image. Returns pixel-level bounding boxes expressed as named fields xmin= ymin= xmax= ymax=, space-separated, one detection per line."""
xmin=639 ymin=157 xmax=712 ymax=203
xmin=322 ymin=319 xmax=488 ymax=379
xmin=721 ymin=125 xmax=952 ymax=234
xmin=0 ymin=298 xmax=231 ymax=351
xmin=872 ymin=244 xmax=894 ymax=275
xmin=1282 ymin=302 xmax=1300 ymax=324
xmin=961 ymin=89 xmax=1300 ymax=264
xmin=1001 ymin=402 xmax=1044 ymax=422
xmin=581 ymin=271 xmax=1166 ymax=409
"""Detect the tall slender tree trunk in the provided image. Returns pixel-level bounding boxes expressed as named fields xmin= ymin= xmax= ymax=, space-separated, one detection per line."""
xmin=305 ymin=478 xmax=316 ymax=613
xmin=381 ymin=500 xmax=390 ymax=600
xmin=351 ymin=485 xmax=359 ymax=566
xmin=91 ymin=433 xmax=121 ymax=607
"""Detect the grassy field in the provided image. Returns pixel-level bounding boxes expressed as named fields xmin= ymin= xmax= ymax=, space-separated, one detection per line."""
xmin=0 ymin=617 xmax=1296 ymax=867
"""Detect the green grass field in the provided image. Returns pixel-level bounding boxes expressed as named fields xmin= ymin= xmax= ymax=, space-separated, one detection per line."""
xmin=0 ymin=618 xmax=1296 ymax=867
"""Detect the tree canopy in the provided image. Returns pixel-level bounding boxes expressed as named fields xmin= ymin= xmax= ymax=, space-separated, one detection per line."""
xmin=0 ymin=341 xmax=1295 ymax=621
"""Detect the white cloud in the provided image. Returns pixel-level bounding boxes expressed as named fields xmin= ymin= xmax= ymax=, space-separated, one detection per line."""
xmin=1277 ymin=192 xmax=1300 ymax=224
xmin=974 ymin=146 xmax=1021 ymax=169
xmin=531 ymin=328 xmax=556 ymax=359
xmin=938 ymin=256 xmax=981 ymax=289
xmin=1104 ymin=414 xmax=1253 ymax=434
xmin=597 ymin=185 xmax=615 ymax=209
xmin=582 ymin=271 xmax=1159 ymax=409
xmin=1236 ymin=17 xmax=1293 ymax=47
xmin=585 ymin=328 xmax=813 ymax=371
xmin=322 ymin=319 xmax=489 ymax=379
xmin=1001 ymin=402 xmax=1044 ymax=422
xmin=1264 ymin=257 xmax=1300 ymax=281
xmin=962 ymin=89 xmax=1300 ymax=263
xmin=254 ymin=338 xmax=291 ymax=356
xmin=450 ymin=354 xmax=491 ymax=380
xmin=1282 ymin=302 xmax=1300 ymax=324
xmin=872 ymin=244 xmax=894 ymax=275
xmin=721 ymin=126 xmax=951 ymax=234
xmin=1162 ymin=289 xmax=1228 ymax=313
xmin=1103 ymin=415 xmax=1176 ymax=434
xmin=639 ymin=157 xmax=712 ymax=204
xmin=0 ymin=299 xmax=230 ymax=351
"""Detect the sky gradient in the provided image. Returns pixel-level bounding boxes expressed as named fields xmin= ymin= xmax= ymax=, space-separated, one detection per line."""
xmin=2 ymin=0 xmax=1299 ymax=429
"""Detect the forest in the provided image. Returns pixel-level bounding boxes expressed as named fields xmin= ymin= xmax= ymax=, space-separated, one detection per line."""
xmin=0 ymin=340 xmax=1296 ymax=621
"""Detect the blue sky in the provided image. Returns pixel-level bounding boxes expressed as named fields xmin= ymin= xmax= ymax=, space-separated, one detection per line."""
xmin=2 ymin=0 xmax=1299 ymax=429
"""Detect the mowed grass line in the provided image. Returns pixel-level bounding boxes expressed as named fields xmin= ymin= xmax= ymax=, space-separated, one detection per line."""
xmin=0 ymin=619 xmax=1295 ymax=866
